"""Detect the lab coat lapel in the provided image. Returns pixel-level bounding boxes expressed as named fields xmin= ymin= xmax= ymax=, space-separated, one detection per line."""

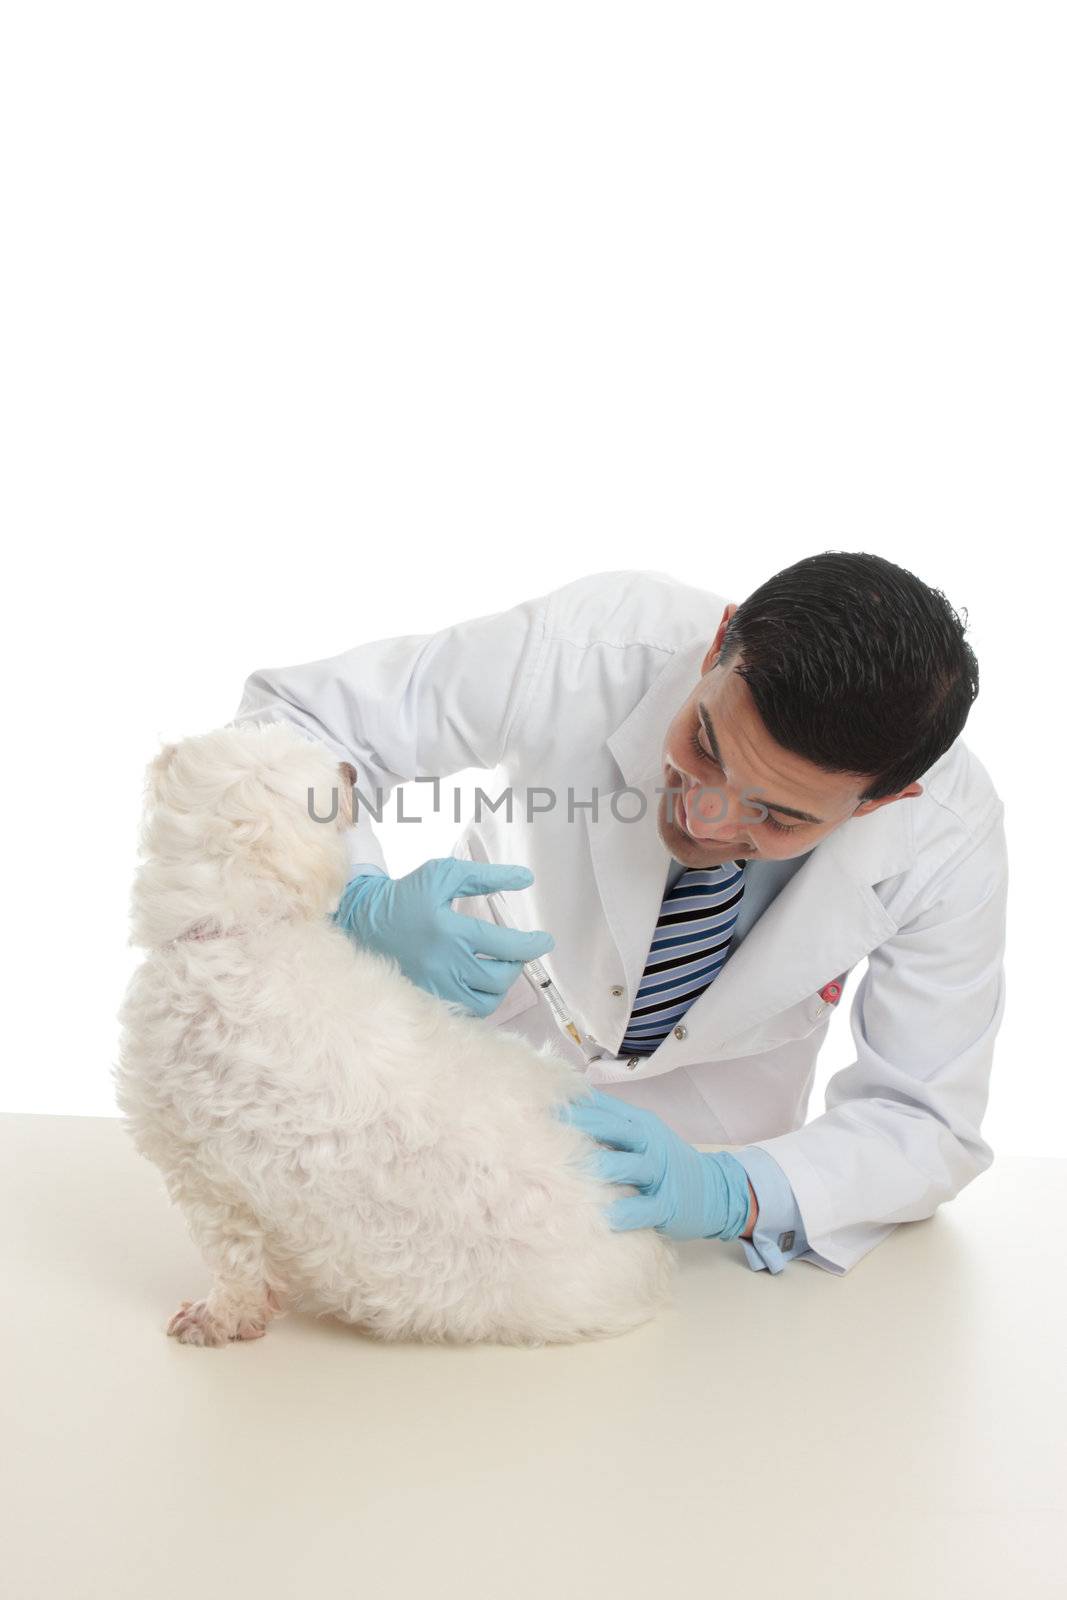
xmin=663 ymin=819 xmax=905 ymax=1063
xmin=579 ymin=639 xmax=705 ymax=1040
xmin=583 ymin=775 xmax=673 ymax=1016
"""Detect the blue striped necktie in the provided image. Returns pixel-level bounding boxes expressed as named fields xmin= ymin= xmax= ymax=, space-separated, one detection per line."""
xmin=619 ymin=860 xmax=748 ymax=1057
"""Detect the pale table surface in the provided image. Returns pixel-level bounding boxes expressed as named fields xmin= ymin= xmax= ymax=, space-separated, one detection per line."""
xmin=3 ymin=1112 xmax=1065 ymax=1600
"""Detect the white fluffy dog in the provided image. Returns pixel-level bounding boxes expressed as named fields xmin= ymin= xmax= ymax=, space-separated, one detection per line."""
xmin=115 ymin=722 xmax=675 ymax=1347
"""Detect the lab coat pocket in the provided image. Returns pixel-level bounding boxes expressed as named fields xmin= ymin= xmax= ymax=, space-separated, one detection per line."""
xmin=773 ymin=972 xmax=849 ymax=1042
xmin=786 ymin=973 xmax=849 ymax=1037
xmin=761 ymin=995 xmax=830 ymax=1048
xmin=725 ymin=978 xmax=846 ymax=1056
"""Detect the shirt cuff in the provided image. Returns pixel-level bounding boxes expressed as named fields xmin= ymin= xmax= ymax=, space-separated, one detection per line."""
xmin=730 ymin=1145 xmax=811 ymax=1275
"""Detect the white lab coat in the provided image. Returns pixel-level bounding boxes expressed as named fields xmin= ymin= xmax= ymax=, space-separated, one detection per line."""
xmin=235 ymin=570 xmax=1008 ymax=1275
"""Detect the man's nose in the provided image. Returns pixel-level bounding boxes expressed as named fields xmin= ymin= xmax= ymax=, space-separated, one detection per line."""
xmin=685 ymin=784 xmax=751 ymax=841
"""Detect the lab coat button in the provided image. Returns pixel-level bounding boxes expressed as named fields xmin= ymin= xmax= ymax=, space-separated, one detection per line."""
xmin=627 ymin=1056 xmax=641 ymax=1071
xmin=610 ymin=986 xmax=624 ymax=998
xmin=674 ymin=1025 xmax=687 ymax=1040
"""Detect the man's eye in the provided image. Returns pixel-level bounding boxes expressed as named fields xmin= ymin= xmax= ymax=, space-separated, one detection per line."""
xmin=688 ymin=730 xmax=806 ymax=834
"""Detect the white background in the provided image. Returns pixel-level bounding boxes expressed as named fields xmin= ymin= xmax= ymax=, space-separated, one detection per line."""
xmin=2 ymin=4 xmax=1062 ymax=1157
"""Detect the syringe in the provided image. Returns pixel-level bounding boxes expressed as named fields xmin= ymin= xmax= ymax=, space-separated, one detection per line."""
xmin=485 ymin=891 xmax=594 ymax=1057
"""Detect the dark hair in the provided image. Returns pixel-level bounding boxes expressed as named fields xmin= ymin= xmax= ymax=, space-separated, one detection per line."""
xmin=718 ymin=551 xmax=980 ymax=802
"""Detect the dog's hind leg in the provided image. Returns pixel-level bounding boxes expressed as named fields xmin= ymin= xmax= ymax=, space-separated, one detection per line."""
xmin=167 ymin=1200 xmax=285 ymax=1348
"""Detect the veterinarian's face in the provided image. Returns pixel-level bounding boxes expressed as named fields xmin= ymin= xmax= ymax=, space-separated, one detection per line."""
xmin=657 ymin=604 xmax=912 ymax=868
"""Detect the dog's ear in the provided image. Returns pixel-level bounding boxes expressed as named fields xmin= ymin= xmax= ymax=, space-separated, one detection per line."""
xmin=338 ymin=762 xmax=358 ymax=827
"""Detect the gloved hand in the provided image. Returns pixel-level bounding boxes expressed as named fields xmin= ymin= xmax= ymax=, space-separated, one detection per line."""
xmin=333 ymin=859 xmax=555 ymax=1018
xmin=555 ymin=1087 xmax=753 ymax=1241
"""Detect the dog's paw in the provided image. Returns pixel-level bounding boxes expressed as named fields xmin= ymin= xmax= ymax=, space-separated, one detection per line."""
xmin=166 ymin=1298 xmax=268 ymax=1346
xmin=166 ymin=1299 xmax=230 ymax=1346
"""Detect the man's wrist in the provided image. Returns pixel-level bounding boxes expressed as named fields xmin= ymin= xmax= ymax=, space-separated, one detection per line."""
xmin=701 ymin=1152 xmax=756 ymax=1241
xmin=741 ymin=1178 xmax=758 ymax=1240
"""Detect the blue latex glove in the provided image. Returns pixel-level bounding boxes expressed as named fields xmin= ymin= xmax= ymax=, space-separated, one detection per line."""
xmin=555 ymin=1087 xmax=753 ymax=1241
xmin=333 ymin=859 xmax=554 ymax=1018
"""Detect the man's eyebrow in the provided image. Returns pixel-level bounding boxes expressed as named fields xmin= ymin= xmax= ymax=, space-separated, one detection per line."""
xmin=697 ymin=703 xmax=825 ymax=825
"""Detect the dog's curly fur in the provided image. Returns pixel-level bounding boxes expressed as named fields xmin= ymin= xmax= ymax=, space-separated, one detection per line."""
xmin=114 ymin=722 xmax=675 ymax=1347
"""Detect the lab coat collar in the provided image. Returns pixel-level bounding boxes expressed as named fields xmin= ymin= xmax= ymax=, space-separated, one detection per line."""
xmin=585 ymin=636 xmax=917 ymax=1071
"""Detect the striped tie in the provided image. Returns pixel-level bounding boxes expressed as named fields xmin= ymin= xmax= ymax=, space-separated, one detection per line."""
xmin=619 ymin=860 xmax=747 ymax=1057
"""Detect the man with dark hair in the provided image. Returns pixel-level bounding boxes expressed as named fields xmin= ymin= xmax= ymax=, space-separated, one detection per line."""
xmin=236 ymin=558 xmax=1007 ymax=1276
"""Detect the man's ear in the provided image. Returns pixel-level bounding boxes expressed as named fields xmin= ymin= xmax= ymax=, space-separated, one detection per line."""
xmin=852 ymin=781 xmax=924 ymax=817
xmin=701 ymin=603 xmax=738 ymax=675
